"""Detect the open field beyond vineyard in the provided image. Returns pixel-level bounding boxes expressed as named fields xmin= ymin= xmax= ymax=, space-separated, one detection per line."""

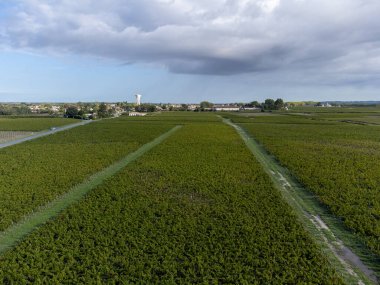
xmin=0 ymin=117 xmax=76 ymax=131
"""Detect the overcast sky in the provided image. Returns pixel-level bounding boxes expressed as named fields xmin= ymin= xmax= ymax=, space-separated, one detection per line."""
xmin=0 ymin=0 xmax=379 ymax=103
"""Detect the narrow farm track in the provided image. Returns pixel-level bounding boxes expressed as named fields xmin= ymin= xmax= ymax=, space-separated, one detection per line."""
xmin=224 ymin=118 xmax=379 ymax=285
xmin=0 ymin=125 xmax=181 ymax=255
xmin=0 ymin=119 xmax=93 ymax=149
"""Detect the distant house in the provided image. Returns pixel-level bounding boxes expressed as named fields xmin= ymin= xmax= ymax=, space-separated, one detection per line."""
xmin=129 ymin=112 xmax=147 ymax=117
xmin=316 ymin=102 xmax=332 ymax=108
xmin=187 ymin=104 xmax=199 ymax=111
xmin=213 ymin=104 xmax=240 ymax=111
xmin=241 ymin=107 xmax=260 ymax=111
xmin=29 ymin=105 xmax=41 ymax=113
xmin=51 ymin=105 xmax=61 ymax=112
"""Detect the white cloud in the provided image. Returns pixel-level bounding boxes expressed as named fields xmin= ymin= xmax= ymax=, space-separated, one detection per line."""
xmin=1 ymin=0 xmax=380 ymax=85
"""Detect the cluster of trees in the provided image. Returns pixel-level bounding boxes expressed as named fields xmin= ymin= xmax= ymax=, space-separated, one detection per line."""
xmin=195 ymin=99 xmax=285 ymax=112
xmin=161 ymin=104 xmax=191 ymax=111
xmin=135 ymin=104 xmax=157 ymax=113
xmin=261 ymin=98 xmax=285 ymax=110
xmin=0 ymin=104 xmax=32 ymax=115
xmin=65 ymin=103 xmax=122 ymax=119
xmin=64 ymin=106 xmax=86 ymax=119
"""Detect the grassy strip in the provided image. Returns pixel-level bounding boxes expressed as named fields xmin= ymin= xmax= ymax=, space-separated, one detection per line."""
xmin=224 ymin=118 xmax=379 ymax=285
xmin=0 ymin=125 xmax=181 ymax=255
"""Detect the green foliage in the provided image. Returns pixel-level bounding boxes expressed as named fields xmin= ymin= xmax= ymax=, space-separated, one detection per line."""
xmin=249 ymin=101 xmax=261 ymax=108
xmin=263 ymin=98 xmax=275 ymax=110
xmin=0 ymin=117 xmax=342 ymax=283
xmin=0 ymin=118 xmax=173 ymax=231
xmin=262 ymin=98 xmax=285 ymax=111
xmin=97 ymin=103 xmax=110 ymax=118
xmin=135 ymin=104 xmax=157 ymax=112
xmin=65 ymin=106 xmax=79 ymax=118
xmin=0 ymin=104 xmax=31 ymax=115
xmin=123 ymin=111 xmax=222 ymax=123
xmin=0 ymin=117 xmax=76 ymax=131
xmin=200 ymin=101 xmax=213 ymax=109
xmin=240 ymin=115 xmax=380 ymax=256
xmin=274 ymin=98 xmax=284 ymax=110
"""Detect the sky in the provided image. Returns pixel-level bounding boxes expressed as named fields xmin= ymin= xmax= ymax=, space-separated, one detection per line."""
xmin=0 ymin=0 xmax=379 ymax=103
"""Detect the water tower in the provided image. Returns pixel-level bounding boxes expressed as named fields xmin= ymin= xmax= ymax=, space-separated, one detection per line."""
xmin=135 ymin=94 xmax=142 ymax=106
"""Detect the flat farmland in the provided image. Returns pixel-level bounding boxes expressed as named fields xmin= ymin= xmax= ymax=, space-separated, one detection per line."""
xmin=0 ymin=117 xmax=76 ymax=131
xmin=0 ymin=117 xmax=174 ymax=231
xmin=0 ymin=131 xmax=34 ymax=143
xmin=0 ymin=114 xmax=343 ymax=283
xmin=232 ymin=113 xmax=380 ymax=257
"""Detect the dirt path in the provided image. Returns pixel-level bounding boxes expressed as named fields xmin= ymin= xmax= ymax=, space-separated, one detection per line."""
xmin=0 ymin=125 xmax=182 ymax=255
xmin=224 ymin=118 xmax=379 ymax=285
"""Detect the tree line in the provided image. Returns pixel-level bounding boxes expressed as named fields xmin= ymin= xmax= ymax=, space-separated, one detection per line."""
xmin=197 ymin=98 xmax=285 ymax=111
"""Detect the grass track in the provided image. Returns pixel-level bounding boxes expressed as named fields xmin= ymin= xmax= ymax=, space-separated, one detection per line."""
xmin=224 ymin=118 xmax=379 ymax=285
xmin=0 ymin=125 xmax=182 ymax=255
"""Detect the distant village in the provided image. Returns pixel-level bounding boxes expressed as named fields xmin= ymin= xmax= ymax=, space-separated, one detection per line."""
xmin=0 ymin=96 xmax=351 ymax=119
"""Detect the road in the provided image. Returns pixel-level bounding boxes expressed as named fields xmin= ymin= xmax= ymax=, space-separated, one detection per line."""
xmin=0 ymin=120 xmax=93 ymax=149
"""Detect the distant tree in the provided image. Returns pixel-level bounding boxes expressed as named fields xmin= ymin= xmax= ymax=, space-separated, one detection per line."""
xmin=97 ymin=103 xmax=109 ymax=118
xmin=200 ymin=101 xmax=213 ymax=111
xmin=135 ymin=104 xmax=156 ymax=113
xmin=200 ymin=101 xmax=213 ymax=109
xmin=263 ymin=99 xmax=275 ymax=110
xmin=250 ymin=101 xmax=261 ymax=108
xmin=147 ymin=104 xmax=156 ymax=112
xmin=274 ymin=98 xmax=284 ymax=110
xmin=16 ymin=105 xmax=31 ymax=115
xmin=0 ymin=105 xmax=11 ymax=115
xmin=180 ymin=104 xmax=188 ymax=111
xmin=65 ymin=106 xmax=79 ymax=118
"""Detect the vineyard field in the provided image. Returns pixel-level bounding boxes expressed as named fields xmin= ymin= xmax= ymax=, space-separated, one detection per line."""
xmin=0 ymin=115 xmax=343 ymax=283
xmin=232 ymin=113 xmax=380 ymax=256
xmin=0 ymin=117 xmax=174 ymax=231
xmin=0 ymin=117 xmax=76 ymax=131
xmin=0 ymin=131 xmax=33 ymax=144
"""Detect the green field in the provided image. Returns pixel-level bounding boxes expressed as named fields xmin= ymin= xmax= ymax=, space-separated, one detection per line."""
xmin=0 ymin=114 xmax=343 ymax=283
xmin=0 ymin=117 xmax=174 ymax=231
xmin=0 ymin=131 xmax=34 ymax=144
xmin=0 ymin=117 xmax=75 ymax=131
xmin=227 ymin=112 xmax=380 ymax=257
xmin=1 ymin=112 xmax=379 ymax=283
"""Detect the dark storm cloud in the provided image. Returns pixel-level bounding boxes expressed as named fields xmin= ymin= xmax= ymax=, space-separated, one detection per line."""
xmin=1 ymin=0 xmax=380 ymax=84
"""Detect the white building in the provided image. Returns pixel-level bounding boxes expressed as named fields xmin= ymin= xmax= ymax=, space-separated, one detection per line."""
xmin=213 ymin=104 xmax=241 ymax=111
xmin=129 ymin=112 xmax=147 ymax=117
